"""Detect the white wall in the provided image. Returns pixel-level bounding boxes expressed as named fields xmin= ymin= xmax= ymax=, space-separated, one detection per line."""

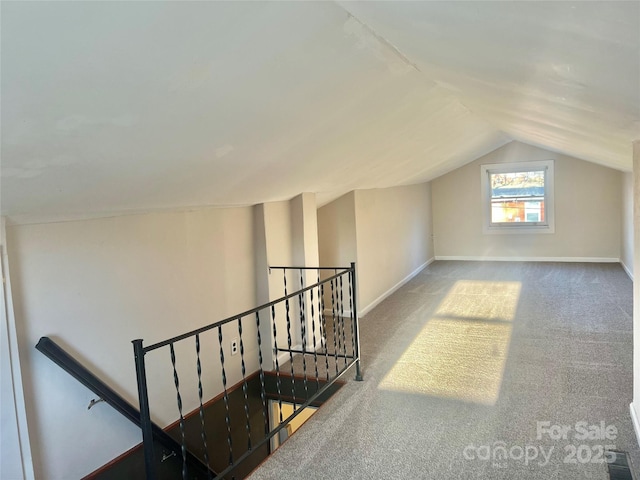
xmin=318 ymin=192 xmax=357 ymax=270
xmin=631 ymin=141 xmax=640 ymax=443
xmin=432 ymin=141 xmax=622 ymax=261
xmin=317 ymin=191 xmax=358 ymax=318
xmin=317 ymin=184 xmax=434 ymax=316
xmin=354 ymin=184 xmax=434 ymax=313
xmin=6 ymin=207 xmax=258 ymax=479
xmin=253 ymin=194 xmax=321 ymax=368
xmin=621 ymin=172 xmax=634 ymax=278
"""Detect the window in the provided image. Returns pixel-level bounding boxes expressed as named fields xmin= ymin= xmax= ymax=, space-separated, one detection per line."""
xmin=481 ymin=160 xmax=554 ymax=234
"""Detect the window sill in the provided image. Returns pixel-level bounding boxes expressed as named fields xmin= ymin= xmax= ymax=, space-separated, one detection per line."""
xmin=483 ymin=224 xmax=555 ymax=235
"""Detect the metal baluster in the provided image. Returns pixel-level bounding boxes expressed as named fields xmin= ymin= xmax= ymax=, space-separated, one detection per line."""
xmin=238 ymin=317 xmax=252 ymax=452
xmin=335 ymin=270 xmax=344 ymax=370
xmin=316 ymin=271 xmax=325 ymax=347
xmin=351 ymin=262 xmax=363 ymax=381
xmin=319 ymin=275 xmax=330 ymax=382
xmin=255 ymin=311 xmax=269 ymax=437
xmin=195 ymin=335 xmax=212 ymax=479
xmin=310 ymin=271 xmax=320 ymax=390
xmin=169 ymin=343 xmax=188 ymax=480
xmin=271 ymin=304 xmax=283 ymax=424
xmin=299 ymin=269 xmax=309 ymax=401
xmin=339 ymin=272 xmax=347 ymax=370
xmin=132 ymin=339 xmax=155 ymax=480
xmin=348 ymin=269 xmax=356 ymax=360
xmin=283 ymin=271 xmax=296 ymax=410
xmin=330 ymin=274 xmax=339 ymax=377
xmin=218 ymin=326 xmax=233 ymax=466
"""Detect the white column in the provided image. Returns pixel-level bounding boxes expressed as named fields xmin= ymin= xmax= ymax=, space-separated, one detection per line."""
xmin=290 ymin=193 xmax=321 ymax=348
xmin=0 ymin=217 xmax=35 ymax=479
xmin=630 ymin=141 xmax=640 ymax=442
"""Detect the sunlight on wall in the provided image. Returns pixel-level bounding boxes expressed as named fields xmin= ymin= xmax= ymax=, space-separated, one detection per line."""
xmin=378 ymin=280 xmax=521 ymax=405
xmin=270 ymin=401 xmax=318 ymax=450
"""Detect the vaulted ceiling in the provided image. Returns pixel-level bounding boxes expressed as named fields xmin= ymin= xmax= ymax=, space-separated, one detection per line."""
xmin=2 ymin=1 xmax=638 ymax=222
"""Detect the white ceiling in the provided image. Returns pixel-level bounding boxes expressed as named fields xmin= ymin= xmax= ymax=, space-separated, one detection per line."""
xmin=2 ymin=1 xmax=638 ymax=222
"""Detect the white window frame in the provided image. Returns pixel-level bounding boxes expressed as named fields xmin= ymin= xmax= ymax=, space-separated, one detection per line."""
xmin=481 ymin=160 xmax=555 ymax=235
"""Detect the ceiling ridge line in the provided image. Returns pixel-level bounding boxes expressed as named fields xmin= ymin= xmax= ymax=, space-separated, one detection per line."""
xmin=334 ymin=1 xmax=421 ymax=74
xmin=333 ymin=1 xmax=511 ymax=143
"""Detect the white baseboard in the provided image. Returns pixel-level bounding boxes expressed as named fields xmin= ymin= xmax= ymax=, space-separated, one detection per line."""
xmin=630 ymin=403 xmax=640 ymax=448
xmin=621 ymin=261 xmax=634 ymax=281
xmin=323 ymin=308 xmax=353 ymax=318
xmin=358 ymin=257 xmax=435 ymax=317
xmin=276 ymin=343 xmax=302 ymax=367
xmin=434 ymin=255 xmax=620 ymax=263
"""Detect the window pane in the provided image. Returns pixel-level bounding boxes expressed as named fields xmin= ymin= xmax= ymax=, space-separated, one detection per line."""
xmin=490 ymin=170 xmax=545 ymax=224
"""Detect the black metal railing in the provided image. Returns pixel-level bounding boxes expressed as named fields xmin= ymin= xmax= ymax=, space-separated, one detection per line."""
xmin=36 ymin=337 xmax=213 ymax=478
xmin=133 ymin=263 xmax=362 ymax=480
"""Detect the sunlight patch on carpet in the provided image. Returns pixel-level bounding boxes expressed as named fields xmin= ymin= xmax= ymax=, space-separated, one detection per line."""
xmin=378 ymin=281 xmax=521 ymax=405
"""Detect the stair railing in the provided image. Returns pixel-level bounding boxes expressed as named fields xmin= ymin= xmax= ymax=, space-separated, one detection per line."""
xmin=133 ymin=263 xmax=362 ymax=480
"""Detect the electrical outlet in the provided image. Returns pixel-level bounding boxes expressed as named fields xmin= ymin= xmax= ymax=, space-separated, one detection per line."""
xmin=230 ymin=338 xmax=239 ymax=356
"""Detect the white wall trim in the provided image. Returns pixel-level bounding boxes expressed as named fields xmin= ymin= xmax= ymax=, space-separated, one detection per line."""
xmin=0 ymin=218 xmax=35 ymax=479
xmin=434 ymin=256 xmax=620 ymax=263
xmin=276 ymin=343 xmax=302 ymax=367
xmin=323 ymin=309 xmax=353 ymax=318
xmin=621 ymin=261 xmax=634 ymax=281
xmin=630 ymin=403 xmax=640 ymax=448
xmin=359 ymin=257 xmax=434 ymax=317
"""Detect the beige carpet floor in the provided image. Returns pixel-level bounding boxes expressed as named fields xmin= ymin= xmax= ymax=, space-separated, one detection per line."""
xmin=248 ymin=261 xmax=637 ymax=479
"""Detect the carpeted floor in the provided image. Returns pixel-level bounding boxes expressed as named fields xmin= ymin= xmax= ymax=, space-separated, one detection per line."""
xmin=248 ymin=261 xmax=637 ymax=479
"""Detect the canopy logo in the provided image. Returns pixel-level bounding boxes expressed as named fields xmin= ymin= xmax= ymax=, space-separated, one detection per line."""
xmin=463 ymin=420 xmax=619 ymax=468
xmin=463 ymin=443 xmax=554 ymax=468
